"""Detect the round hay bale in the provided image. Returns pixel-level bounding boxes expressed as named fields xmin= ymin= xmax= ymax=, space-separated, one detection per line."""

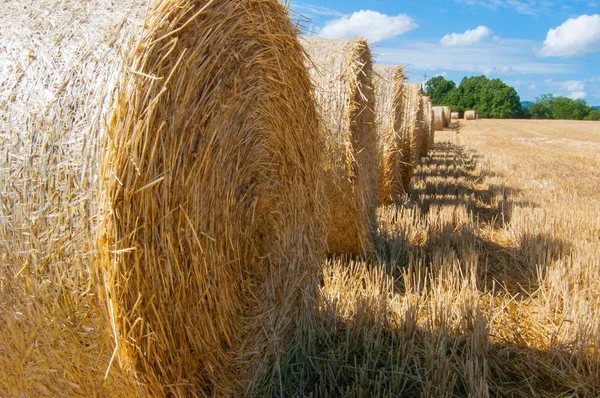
xmin=442 ymin=106 xmax=451 ymax=127
xmin=302 ymin=37 xmax=377 ymax=256
xmin=451 ymin=112 xmax=460 ymax=120
xmin=465 ymin=110 xmax=476 ymax=120
xmin=0 ymin=0 xmax=325 ymax=396
xmin=424 ymin=98 xmax=436 ymax=148
xmin=433 ymin=106 xmax=446 ymax=131
xmin=391 ymin=83 xmax=421 ymax=192
xmin=419 ymin=96 xmax=432 ymax=157
xmin=408 ymin=84 xmax=426 ymax=161
xmin=373 ymin=64 xmax=409 ymax=204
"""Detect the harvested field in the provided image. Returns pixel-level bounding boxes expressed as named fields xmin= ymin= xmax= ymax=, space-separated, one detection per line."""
xmin=277 ymin=119 xmax=600 ymax=397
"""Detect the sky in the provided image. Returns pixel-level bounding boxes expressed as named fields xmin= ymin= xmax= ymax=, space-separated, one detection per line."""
xmin=289 ymin=0 xmax=600 ymax=105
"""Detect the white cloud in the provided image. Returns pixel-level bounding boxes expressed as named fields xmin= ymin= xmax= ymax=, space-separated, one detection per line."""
xmin=377 ymin=38 xmax=572 ymax=76
xmin=540 ymin=14 xmax=600 ymax=57
xmin=543 ymin=79 xmax=590 ymax=100
xmin=562 ymin=80 xmax=584 ymax=92
xmin=318 ymin=10 xmax=417 ymax=43
xmin=441 ymin=26 xmax=492 ymax=47
xmin=454 ymin=0 xmax=546 ymax=15
xmin=568 ymin=91 xmax=587 ymax=99
xmin=292 ymin=3 xmax=344 ymax=18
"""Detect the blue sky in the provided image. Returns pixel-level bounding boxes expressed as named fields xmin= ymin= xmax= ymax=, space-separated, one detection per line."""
xmin=289 ymin=0 xmax=600 ymax=105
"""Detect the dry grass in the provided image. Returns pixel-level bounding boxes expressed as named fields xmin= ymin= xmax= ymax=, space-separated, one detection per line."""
xmin=276 ymin=120 xmax=600 ymax=397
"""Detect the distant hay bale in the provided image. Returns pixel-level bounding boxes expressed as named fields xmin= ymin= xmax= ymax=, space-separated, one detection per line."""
xmin=392 ymin=83 xmax=421 ymax=191
xmin=442 ymin=106 xmax=451 ymax=126
xmin=465 ymin=110 xmax=476 ymax=120
xmin=433 ymin=106 xmax=446 ymax=131
xmin=451 ymin=112 xmax=460 ymax=120
xmin=302 ymin=37 xmax=377 ymax=255
xmin=424 ymin=98 xmax=436 ymax=148
xmin=419 ymin=96 xmax=433 ymax=157
xmin=0 ymin=0 xmax=325 ymax=396
xmin=373 ymin=64 xmax=409 ymax=205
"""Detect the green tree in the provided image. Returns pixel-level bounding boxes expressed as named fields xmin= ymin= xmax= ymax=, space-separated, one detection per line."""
xmin=424 ymin=76 xmax=456 ymax=104
xmin=530 ymin=102 xmax=552 ymax=119
xmin=530 ymin=94 xmax=599 ymax=120
xmin=452 ymin=76 xmax=522 ymax=118
xmin=424 ymin=74 xmax=523 ymax=118
xmin=584 ymin=109 xmax=600 ymax=121
xmin=552 ymin=97 xmax=590 ymax=120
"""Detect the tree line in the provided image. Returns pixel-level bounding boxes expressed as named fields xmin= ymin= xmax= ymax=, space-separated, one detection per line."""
xmin=425 ymin=75 xmax=600 ymax=121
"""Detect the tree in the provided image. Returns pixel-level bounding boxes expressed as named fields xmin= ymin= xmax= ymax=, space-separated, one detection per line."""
xmin=424 ymin=76 xmax=456 ymax=105
xmin=584 ymin=109 xmax=600 ymax=121
xmin=530 ymin=94 xmax=598 ymax=120
xmin=424 ymin=74 xmax=523 ymax=118
xmin=530 ymin=102 xmax=552 ymax=119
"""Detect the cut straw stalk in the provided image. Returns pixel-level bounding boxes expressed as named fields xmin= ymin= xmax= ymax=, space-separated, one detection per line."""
xmin=0 ymin=0 xmax=325 ymax=396
xmin=302 ymin=37 xmax=378 ymax=256
xmin=373 ymin=64 xmax=410 ymax=204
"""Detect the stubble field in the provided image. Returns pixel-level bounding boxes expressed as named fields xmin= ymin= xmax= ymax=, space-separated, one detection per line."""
xmin=280 ymin=119 xmax=600 ymax=397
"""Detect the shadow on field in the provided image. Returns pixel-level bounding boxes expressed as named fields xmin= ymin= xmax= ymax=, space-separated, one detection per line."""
xmin=271 ymin=139 xmax=594 ymax=398
xmin=375 ymin=140 xmax=572 ymax=296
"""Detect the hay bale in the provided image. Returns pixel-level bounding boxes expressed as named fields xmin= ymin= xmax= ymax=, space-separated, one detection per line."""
xmin=424 ymin=98 xmax=436 ymax=149
xmin=451 ymin=112 xmax=460 ymax=120
xmin=433 ymin=106 xmax=446 ymax=131
xmin=0 ymin=0 xmax=325 ymax=396
xmin=465 ymin=110 xmax=476 ymax=120
xmin=419 ymin=96 xmax=433 ymax=157
xmin=401 ymin=83 xmax=423 ymax=176
xmin=442 ymin=106 xmax=451 ymax=127
xmin=302 ymin=37 xmax=378 ymax=255
xmin=373 ymin=64 xmax=409 ymax=204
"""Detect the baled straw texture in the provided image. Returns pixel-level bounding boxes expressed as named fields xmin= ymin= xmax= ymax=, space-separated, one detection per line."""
xmin=451 ymin=112 xmax=460 ymax=120
xmin=391 ymin=82 xmax=421 ymax=193
xmin=443 ymin=106 xmax=451 ymax=126
xmin=373 ymin=64 xmax=410 ymax=205
xmin=433 ymin=106 xmax=446 ymax=131
xmin=1 ymin=0 xmax=326 ymax=396
xmin=302 ymin=37 xmax=377 ymax=256
xmin=465 ymin=110 xmax=476 ymax=120
xmin=423 ymin=97 xmax=435 ymax=150
xmin=0 ymin=1 xmax=148 ymax=395
xmin=410 ymin=84 xmax=428 ymax=161
xmin=420 ymin=95 xmax=435 ymax=157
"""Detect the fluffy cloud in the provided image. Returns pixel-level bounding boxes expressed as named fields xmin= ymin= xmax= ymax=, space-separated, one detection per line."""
xmin=568 ymin=91 xmax=587 ymax=99
xmin=318 ymin=10 xmax=417 ymax=43
xmin=377 ymin=38 xmax=571 ymax=75
xmin=441 ymin=26 xmax=492 ymax=47
xmin=540 ymin=14 xmax=600 ymax=57
xmin=562 ymin=80 xmax=585 ymax=92
xmin=454 ymin=0 xmax=546 ymax=15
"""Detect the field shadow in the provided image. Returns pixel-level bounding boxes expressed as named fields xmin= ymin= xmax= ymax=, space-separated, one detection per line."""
xmin=275 ymin=281 xmax=600 ymax=397
xmin=375 ymin=140 xmax=572 ymax=296
xmin=269 ymin=139 xmax=591 ymax=397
